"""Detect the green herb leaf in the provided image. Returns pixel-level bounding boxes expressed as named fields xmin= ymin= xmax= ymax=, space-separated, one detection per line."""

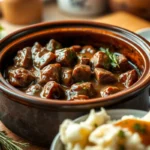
xmin=100 ymin=47 xmax=120 ymax=68
xmin=133 ymin=123 xmax=146 ymax=134
xmin=100 ymin=47 xmax=106 ymax=53
xmin=0 ymin=131 xmax=29 ymax=150
xmin=118 ymin=130 xmax=126 ymax=139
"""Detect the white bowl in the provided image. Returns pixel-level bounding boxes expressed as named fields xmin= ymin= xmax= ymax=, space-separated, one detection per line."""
xmin=51 ymin=109 xmax=147 ymax=150
xmin=0 ymin=29 xmax=7 ymax=39
xmin=136 ymin=28 xmax=150 ymax=42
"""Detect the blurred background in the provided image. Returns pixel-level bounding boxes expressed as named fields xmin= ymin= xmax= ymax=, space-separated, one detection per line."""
xmin=0 ymin=0 xmax=150 ymax=35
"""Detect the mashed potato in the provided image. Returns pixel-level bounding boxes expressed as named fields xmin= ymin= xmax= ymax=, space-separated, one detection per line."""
xmin=59 ymin=108 xmax=150 ymax=150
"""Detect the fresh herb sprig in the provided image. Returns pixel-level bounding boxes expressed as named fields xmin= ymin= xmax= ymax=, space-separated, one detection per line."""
xmin=0 ymin=131 xmax=29 ymax=150
xmin=100 ymin=47 xmax=120 ymax=68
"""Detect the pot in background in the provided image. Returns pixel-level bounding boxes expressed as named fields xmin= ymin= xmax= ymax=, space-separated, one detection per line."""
xmin=57 ymin=0 xmax=107 ymax=16
xmin=1 ymin=0 xmax=43 ymax=25
xmin=0 ymin=21 xmax=149 ymax=147
xmin=109 ymin=0 xmax=150 ymax=20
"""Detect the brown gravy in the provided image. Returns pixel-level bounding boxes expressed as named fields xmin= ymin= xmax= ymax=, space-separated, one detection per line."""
xmin=115 ymin=119 xmax=150 ymax=146
xmin=5 ymin=39 xmax=140 ymax=100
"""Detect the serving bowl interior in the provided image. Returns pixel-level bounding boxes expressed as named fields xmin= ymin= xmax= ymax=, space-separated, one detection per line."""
xmin=0 ymin=21 xmax=149 ymax=109
xmin=51 ymin=109 xmax=147 ymax=150
xmin=0 ymin=21 xmax=149 ymax=146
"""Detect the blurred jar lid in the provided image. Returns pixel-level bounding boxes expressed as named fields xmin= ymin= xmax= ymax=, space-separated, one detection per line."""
xmin=57 ymin=0 xmax=107 ymax=16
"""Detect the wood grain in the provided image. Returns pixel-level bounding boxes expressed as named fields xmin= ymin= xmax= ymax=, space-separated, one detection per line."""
xmin=95 ymin=11 xmax=150 ymax=32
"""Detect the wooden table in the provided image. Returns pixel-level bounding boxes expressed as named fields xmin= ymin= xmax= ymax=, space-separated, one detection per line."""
xmin=0 ymin=3 xmax=150 ymax=150
xmin=1 ymin=3 xmax=150 ymax=34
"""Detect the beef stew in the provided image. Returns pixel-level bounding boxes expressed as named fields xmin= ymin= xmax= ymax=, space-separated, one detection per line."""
xmin=5 ymin=39 xmax=140 ymax=100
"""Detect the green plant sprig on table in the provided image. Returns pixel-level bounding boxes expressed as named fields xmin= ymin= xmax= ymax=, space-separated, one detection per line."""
xmin=0 ymin=131 xmax=29 ymax=150
xmin=100 ymin=47 xmax=120 ymax=68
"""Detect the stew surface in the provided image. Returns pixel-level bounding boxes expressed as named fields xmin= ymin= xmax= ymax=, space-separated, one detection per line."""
xmin=5 ymin=39 xmax=140 ymax=101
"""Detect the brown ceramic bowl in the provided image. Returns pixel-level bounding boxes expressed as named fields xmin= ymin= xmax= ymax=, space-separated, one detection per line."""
xmin=0 ymin=21 xmax=150 ymax=147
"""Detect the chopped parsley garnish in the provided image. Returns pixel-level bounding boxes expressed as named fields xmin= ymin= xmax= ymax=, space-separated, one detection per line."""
xmin=100 ymin=47 xmax=120 ymax=68
xmin=133 ymin=123 xmax=146 ymax=134
xmin=118 ymin=130 xmax=126 ymax=139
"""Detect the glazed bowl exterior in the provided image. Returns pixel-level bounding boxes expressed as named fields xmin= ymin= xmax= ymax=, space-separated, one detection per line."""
xmin=0 ymin=21 xmax=149 ymax=146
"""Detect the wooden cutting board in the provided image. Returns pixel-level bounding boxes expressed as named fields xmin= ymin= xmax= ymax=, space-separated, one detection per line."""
xmin=0 ymin=11 xmax=150 ymax=150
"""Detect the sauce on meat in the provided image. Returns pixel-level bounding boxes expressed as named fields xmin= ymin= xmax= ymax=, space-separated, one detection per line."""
xmin=5 ymin=39 xmax=140 ymax=100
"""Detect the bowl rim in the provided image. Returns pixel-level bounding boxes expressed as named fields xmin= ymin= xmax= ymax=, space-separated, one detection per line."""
xmin=136 ymin=27 xmax=150 ymax=34
xmin=50 ymin=108 xmax=148 ymax=150
xmin=0 ymin=20 xmax=150 ymax=108
xmin=136 ymin=27 xmax=150 ymax=42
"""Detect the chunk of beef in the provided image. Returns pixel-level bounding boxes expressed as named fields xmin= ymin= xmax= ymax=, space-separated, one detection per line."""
xmin=61 ymin=67 xmax=73 ymax=86
xmin=39 ymin=63 xmax=61 ymax=84
xmin=26 ymin=84 xmax=42 ymax=96
xmin=33 ymin=47 xmax=56 ymax=69
xmin=46 ymin=39 xmax=62 ymax=52
xmin=91 ymin=51 xmax=110 ymax=69
xmin=119 ymin=69 xmax=138 ymax=87
xmin=101 ymin=86 xmax=120 ymax=97
xmin=115 ymin=54 xmax=131 ymax=72
xmin=69 ymin=82 xmax=96 ymax=100
xmin=14 ymin=47 xmax=32 ymax=68
xmin=70 ymin=45 xmax=82 ymax=52
xmin=72 ymin=64 xmax=91 ymax=82
xmin=80 ymin=57 xmax=90 ymax=65
xmin=81 ymin=45 xmax=96 ymax=54
xmin=42 ymin=81 xmax=64 ymax=99
xmin=55 ymin=48 xmax=77 ymax=66
xmin=31 ymin=42 xmax=42 ymax=59
xmin=94 ymin=68 xmax=117 ymax=84
xmin=8 ymin=67 xmax=35 ymax=87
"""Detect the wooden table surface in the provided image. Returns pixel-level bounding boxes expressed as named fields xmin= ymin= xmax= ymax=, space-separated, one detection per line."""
xmin=0 ymin=3 xmax=150 ymax=150
xmin=95 ymin=11 xmax=150 ymax=32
